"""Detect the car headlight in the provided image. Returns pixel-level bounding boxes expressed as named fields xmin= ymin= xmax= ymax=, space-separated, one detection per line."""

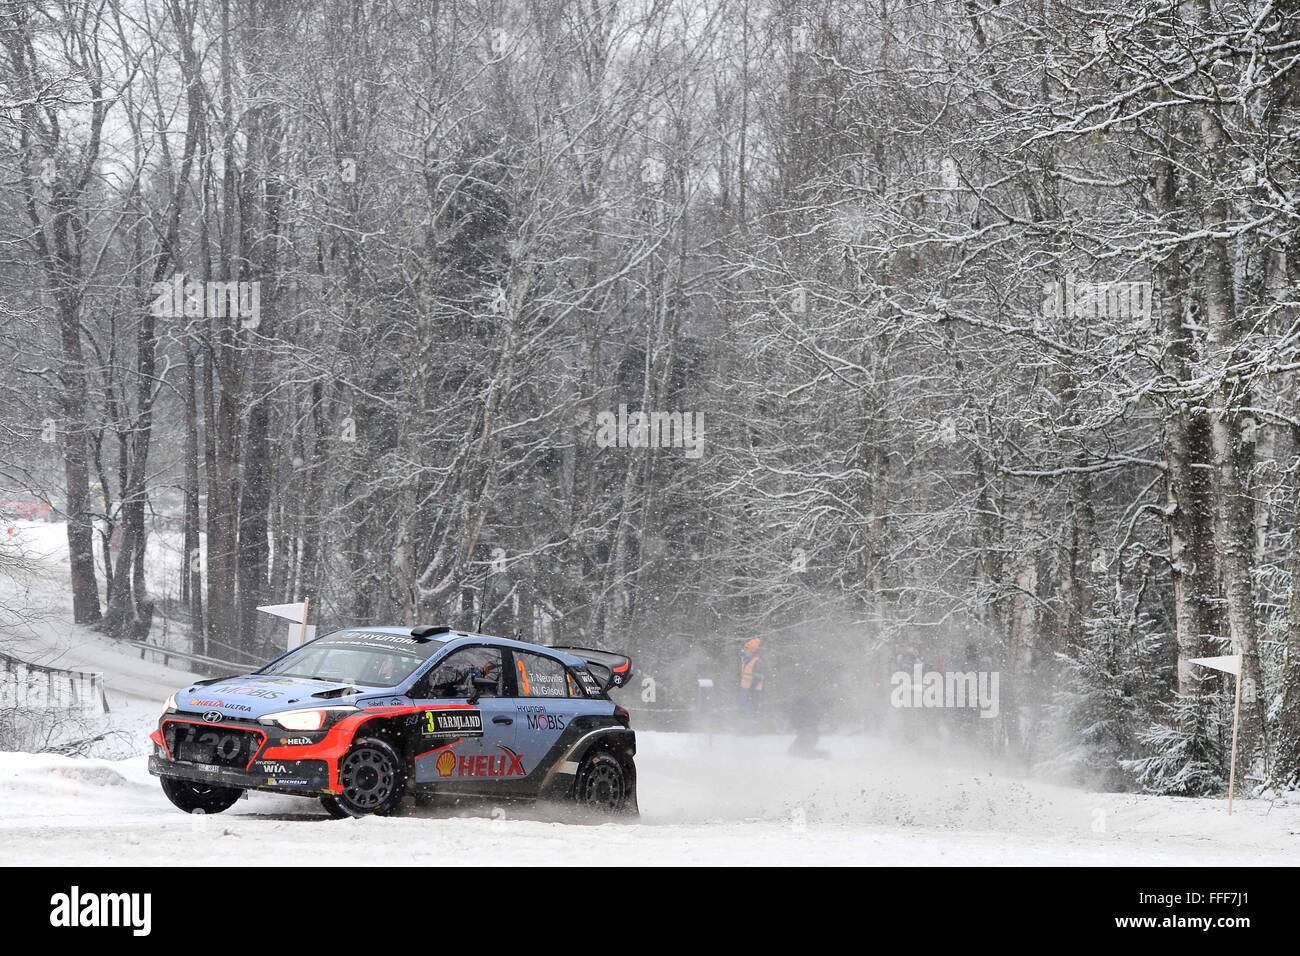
xmin=162 ymin=693 xmax=177 ymax=714
xmin=258 ymin=706 xmax=356 ymax=731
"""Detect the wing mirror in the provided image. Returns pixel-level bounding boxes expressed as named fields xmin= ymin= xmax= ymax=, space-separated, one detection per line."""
xmin=467 ymin=674 xmax=496 ymax=704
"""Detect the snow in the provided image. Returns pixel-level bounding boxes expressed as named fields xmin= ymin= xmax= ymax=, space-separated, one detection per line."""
xmin=3 ymin=520 xmax=1299 ymax=866
xmin=0 ymin=732 xmax=1297 ymax=865
xmin=2 ymin=520 xmax=199 ymax=699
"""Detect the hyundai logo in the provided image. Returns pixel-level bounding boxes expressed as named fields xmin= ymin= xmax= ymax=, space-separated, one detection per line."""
xmin=202 ymin=711 xmax=223 ymax=723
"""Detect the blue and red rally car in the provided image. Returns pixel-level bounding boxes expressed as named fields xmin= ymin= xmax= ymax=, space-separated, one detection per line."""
xmin=148 ymin=625 xmax=636 ymax=818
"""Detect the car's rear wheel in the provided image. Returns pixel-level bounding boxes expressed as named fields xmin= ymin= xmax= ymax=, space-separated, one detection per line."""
xmin=574 ymin=750 xmax=631 ymax=813
xmin=159 ymin=776 xmax=243 ymax=814
xmin=326 ymin=737 xmax=406 ymax=818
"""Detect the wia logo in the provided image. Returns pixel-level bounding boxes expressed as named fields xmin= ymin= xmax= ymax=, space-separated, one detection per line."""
xmin=49 ymin=886 xmax=151 ymax=936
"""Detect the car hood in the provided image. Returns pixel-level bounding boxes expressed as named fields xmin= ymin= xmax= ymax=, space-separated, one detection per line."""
xmin=175 ymin=674 xmax=370 ymax=721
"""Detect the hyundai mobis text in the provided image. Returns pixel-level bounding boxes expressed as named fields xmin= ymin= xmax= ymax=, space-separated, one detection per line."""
xmin=149 ymin=626 xmax=636 ymax=818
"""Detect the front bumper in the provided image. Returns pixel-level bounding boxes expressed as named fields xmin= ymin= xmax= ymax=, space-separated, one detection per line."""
xmin=149 ymin=715 xmax=335 ymax=796
xmin=148 ymin=753 xmax=331 ymax=794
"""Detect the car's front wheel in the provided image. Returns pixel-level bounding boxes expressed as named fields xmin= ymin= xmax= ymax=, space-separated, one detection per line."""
xmin=324 ymin=737 xmax=407 ymax=818
xmin=574 ymin=750 xmax=633 ymax=813
xmin=160 ymin=776 xmax=243 ymax=814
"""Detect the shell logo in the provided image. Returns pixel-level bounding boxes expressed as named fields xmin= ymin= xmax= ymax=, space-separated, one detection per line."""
xmin=435 ymin=750 xmax=456 ymax=778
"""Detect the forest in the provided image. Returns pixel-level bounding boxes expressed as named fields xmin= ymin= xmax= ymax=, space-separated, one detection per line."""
xmin=2 ymin=0 xmax=1299 ymax=796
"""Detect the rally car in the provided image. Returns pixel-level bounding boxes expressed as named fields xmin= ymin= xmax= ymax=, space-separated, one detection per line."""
xmin=148 ymin=625 xmax=637 ymax=818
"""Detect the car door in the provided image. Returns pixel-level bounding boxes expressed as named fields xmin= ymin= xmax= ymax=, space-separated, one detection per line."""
xmin=508 ymin=650 xmax=598 ymax=776
xmin=408 ymin=645 xmax=523 ymax=788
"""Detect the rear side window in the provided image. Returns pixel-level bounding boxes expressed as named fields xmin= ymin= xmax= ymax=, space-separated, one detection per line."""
xmin=513 ymin=651 xmax=570 ymax=698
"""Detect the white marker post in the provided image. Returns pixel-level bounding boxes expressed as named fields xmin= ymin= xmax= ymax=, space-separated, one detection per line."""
xmin=1189 ymin=654 xmax=1244 ymax=815
xmin=257 ymin=600 xmax=315 ymax=650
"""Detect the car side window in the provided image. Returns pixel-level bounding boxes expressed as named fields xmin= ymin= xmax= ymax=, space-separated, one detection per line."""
xmin=420 ymin=647 xmax=504 ymax=699
xmin=513 ymin=651 xmax=570 ymax=698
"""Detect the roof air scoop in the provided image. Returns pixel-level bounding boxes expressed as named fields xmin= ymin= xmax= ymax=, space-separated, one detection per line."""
xmin=410 ymin=624 xmax=453 ymax=641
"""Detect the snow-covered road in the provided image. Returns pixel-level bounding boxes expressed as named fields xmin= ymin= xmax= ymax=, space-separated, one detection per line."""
xmin=1 ymin=732 xmax=1298 ymax=866
xmin=1 ymin=520 xmax=195 ymax=707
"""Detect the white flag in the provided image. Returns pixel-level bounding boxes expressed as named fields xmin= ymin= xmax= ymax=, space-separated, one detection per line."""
xmin=257 ymin=602 xmax=307 ymax=623
xmin=1189 ymin=654 xmax=1242 ymax=676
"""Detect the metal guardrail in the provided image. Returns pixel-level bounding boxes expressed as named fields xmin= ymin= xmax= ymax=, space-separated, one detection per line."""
xmin=124 ymin=640 xmax=269 ymax=674
xmin=0 ymin=651 xmax=108 ymax=713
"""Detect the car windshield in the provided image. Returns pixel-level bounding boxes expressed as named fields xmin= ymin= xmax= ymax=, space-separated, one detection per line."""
xmin=257 ymin=631 xmax=446 ymax=687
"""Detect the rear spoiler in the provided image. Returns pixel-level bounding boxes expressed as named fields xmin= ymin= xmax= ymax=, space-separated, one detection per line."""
xmin=550 ymin=646 xmax=634 ymax=692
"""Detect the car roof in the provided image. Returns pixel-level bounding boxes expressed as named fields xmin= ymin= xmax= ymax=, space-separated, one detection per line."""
xmin=342 ymin=626 xmax=587 ymax=667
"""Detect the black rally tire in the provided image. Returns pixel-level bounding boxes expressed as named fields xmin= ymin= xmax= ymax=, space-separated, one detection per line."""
xmin=159 ymin=776 xmax=243 ymax=814
xmin=574 ymin=750 xmax=631 ymax=813
xmin=319 ymin=795 xmax=351 ymax=819
xmin=331 ymin=736 xmax=407 ymax=818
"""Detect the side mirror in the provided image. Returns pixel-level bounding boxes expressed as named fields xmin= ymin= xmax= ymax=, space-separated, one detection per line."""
xmin=468 ymin=674 xmax=496 ymax=704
